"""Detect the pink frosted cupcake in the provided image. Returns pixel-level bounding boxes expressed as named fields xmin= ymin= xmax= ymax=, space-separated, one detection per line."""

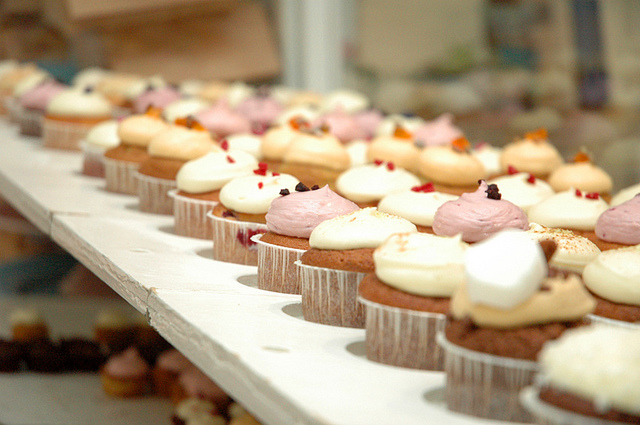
xmin=171 ymin=149 xmax=258 ymax=239
xmin=412 ymin=113 xmax=464 ymax=147
xmin=594 ymin=193 xmax=640 ymax=251
xmin=17 ymin=78 xmax=66 ymax=136
xmin=132 ymin=84 xmax=181 ymax=114
xmin=314 ymin=106 xmax=368 ymax=143
xmin=433 ymin=180 xmax=529 ymax=243
xmin=208 ymin=169 xmax=299 ymax=266
xmin=101 ymin=347 xmax=151 ymax=398
xmin=170 ymin=366 xmax=230 ymax=410
xmin=153 ymin=349 xmax=193 ymax=397
xmin=236 ymin=86 xmax=284 ymax=131
xmin=256 ymin=183 xmax=359 ymax=294
xmin=194 ymin=99 xmax=252 ymax=139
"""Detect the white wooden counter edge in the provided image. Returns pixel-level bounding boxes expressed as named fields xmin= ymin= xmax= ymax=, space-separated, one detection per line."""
xmin=0 ymin=122 xmax=502 ymax=425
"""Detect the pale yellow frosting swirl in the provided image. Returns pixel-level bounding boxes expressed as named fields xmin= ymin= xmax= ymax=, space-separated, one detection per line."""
xmin=582 ymin=246 xmax=640 ymax=307
xmin=548 ymin=162 xmax=613 ymax=194
xmin=261 ymin=124 xmax=301 ymax=160
xmin=117 ymin=114 xmax=169 ymax=147
xmin=367 ymin=134 xmax=422 ymax=172
xmin=283 ymin=131 xmax=350 ymax=170
xmin=147 ymin=125 xmax=217 ymax=161
xmin=418 ymin=145 xmax=486 ymax=186
xmin=500 ymin=136 xmax=564 ymax=178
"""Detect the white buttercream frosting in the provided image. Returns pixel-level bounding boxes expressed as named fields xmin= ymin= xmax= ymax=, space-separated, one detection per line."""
xmin=471 ymin=143 xmax=504 ymax=177
xmin=377 ymin=189 xmax=457 ymax=227
xmin=539 ymin=325 xmax=640 ymax=415
xmin=489 ymin=172 xmax=554 ymax=213
xmin=147 ymin=125 xmax=216 ymax=161
xmin=223 ymin=133 xmax=262 ymax=159
xmin=309 ymin=208 xmax=417 ymax=250
xmin=176 ymin=150 xmax=258 ymax=193
xmin=219 ymin=172 xmax=298 ymax=214
xmin=465 ymin=229 xmax=547 ymax=309
xmin=117 ymin=113 xmax=169 ymax=147
xmin=375 ymin=114 xmax=425 ymax=136
xmin=583 ymin=246 xmax=640 ymax=306
xmin=527 ymin=189 xmax=609 ymax=231
xmin=374 ymin=232 xmax=468 ymax=297
xmin=84 ymin=120 xmax=120 ymax=149
xmin=46 ymin=87 xmax=113 ymax=117
xmin=321 ymin=89 xmax=370 ymax=114
xmin=611 ymin=182 xmax=640 ymax=206
xmin=526 ymin=223 xmax=600 ymax=274
xmin=336 ymin=162 xmax=421 ymax=203
xmin=345 ymin=139 xmax=369 ymax=167
xmin=275 ymin=105 xmax=320 ymax=126
xmin=162 ymin=98 xmax=210 ymax=123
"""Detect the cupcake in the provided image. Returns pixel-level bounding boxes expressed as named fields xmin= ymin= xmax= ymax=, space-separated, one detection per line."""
xmin=335 ymin=160 xmax=421 ymax=208
xmin=17 ymin=78 xmax=66 ymax=136
xmin=548 ymin=151 xmax=613 ymax=200
xmin=172 ymin=398 xmax=226 ymax=425
xmin=526 ymin=223 xmax=601 ymax=274
xmin=93 ymin=308 xmax=135 ymax=355
xmin=439 ymin=230 xmax=596 ymax=422
xmin=297 ymin=208 xmax=417 ymax=328
xmin=470 ymin=142 xmax=504 ymax=179
xmin=171 ymin=149 xmax=258 ymax=239
xmin=375 ymin=114 xmax=425 ymax=137
xmin=259 ymin=116 xmax=310 ymax=170
xmin=81 ymin=120 xmax=120 ymax=178
xmin=528 ymin=189 xmax=610 ymax=245
xmin=104 ymin=107 xmax=169 ymax=195
xmin=209 ymin=170 xmax=299 ymax=265
xmin=236 ymin=86 xmax=284 ymax=131
xmin=417 ymin=138 xmax=487 ymax=195
xmin=153 ymin=348 xmax=193 ymax=397
xmin=377 ymin=182 xmax=457 ymax=233
xmin=359 ymin=232 xmax=468 ymax=370
xmin=279 ymin=126 xmax=351 ymax=189
xmin=221 ymin=133 xmax=263 ymax=160
xmin=433 ymin=180 xmax=529 ymax=243
xmin=500 ymin=128 xmax=564 ymax=179
xmin=132 ymin=84 xmax=181 ymax=114
xmin=412 ymin=113 xmax=464 ymax=147
xmin=611 ymin=182 xmax=640 ymax=206
xmin=194 ymin=99 xmax=252 ymax=139
xmin=521 ymin=326 xmax=640 ymax=424
xmin=489 ymin=166 xmax=554 ymax=213
xmin=10 ymin=307 xmax=49 ymax=343
xmin=170 ymin=366 xmax=230 ymax=409
xmin=0 ymin=63 xmax=41 ymax=119
xmin=162 ymin=97 xmax=210 ymax=124
xmin=582 ymin=246 xmax=640 ymax=327
xmin=353 ymin=108 xmax=384 ymax=140
xmin=42 ymin=87 xmax=113 ymax=150
xmin=314 ymin=106 xmax=368 ymax=144
xmin=594 ymin=194 xmax=640 ymax=251
xmin=256 ymin=183 xmax=359 ymax=294
xmin=101 ymin=347 xmax=151 ymax=398
xmin=320 ymin=89 xmax=370 ymax=114
xmin=136 ymin=119 xmax=217 ymax=215
xmin=367 ymin=125 xmax=422 ymax=173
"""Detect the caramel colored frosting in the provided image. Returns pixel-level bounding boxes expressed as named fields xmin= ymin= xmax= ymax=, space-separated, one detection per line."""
xmin=147 ymin=125 xmax=217 ymax=161
xmin=117 ymin=113 xmax=169 ymax=147
xmin=283 ymin=130 xmax=350 ymax=171
xmin=450 ymin=274 xmax=595 ymax=329
xmin=548 ymin=161 xmax=613 ymax=194
xmin=417 ymin=145 xmax=486 ymax=186
xmin=367 ymin=132 xmax=422 ymax=172
xmin=260 ymin=123 xmax=301 ymax=160
xmin=500 ymin=131 xmax=564 ymax=178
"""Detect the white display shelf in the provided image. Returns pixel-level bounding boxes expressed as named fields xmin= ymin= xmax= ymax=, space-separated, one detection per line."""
xmin=0 ymin=122 xmax=502 ymax=425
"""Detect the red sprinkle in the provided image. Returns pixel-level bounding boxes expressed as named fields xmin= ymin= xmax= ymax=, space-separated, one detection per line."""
xmin=507 ymin=165 xmax=519 ymax=175
xmin=220 ymin=139 xmax=229 ymax=151
xmin=386 ymin=162 xmax=395 ymax=171
xmin=411 ymin=182 xmax=435 ymax=193
xmin=226 ymin=155 xmax=235 ymax=163
xmin=585 ymin=192 xmax=600 ymax=200
xmin=272 ymin=172 xmax=280 ymax=176
xmin=258 ymin=162 xmax=268 ymax=171
xmin=253 ymin=169 xmax=267 ymax=176
xmin=258 ymin=182 xmax=264 ymax=189
xmin=374 ymin=159 xmax=383 ymax=166
xmin=527 ymin=173 xmax=536 ymax=184
xmin=575 ymin=189 xmax=583 ymax=197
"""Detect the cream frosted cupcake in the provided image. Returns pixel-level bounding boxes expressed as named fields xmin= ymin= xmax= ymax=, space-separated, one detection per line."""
xmin=377 ymin=182 xmax=457 ymax=233
xmin=367 ymin=125 xmax=422 ymax=173
xmin=526 ymin=223 xmax=600 ymax=274
xmin=528 ymin=189 xmax=610 ymax=245
xmin=489 ymin=167 xmax=554 ymax=213
xmin=171 ymin=150 xmax=258 ymax=239
xmin=104 ymin=107 xmax=169 ymax=194
xmin=359 ymin=232 xmax=468 ymax=370
xmin=162 ymin=97 xmax=210 ymax=123
xmin=548 ymin=151 xmax=613 ymax=200
xmin=297 ymin=208 xmax=417 ymax=328
xmin=335 ymin=160 xmax=421 ymax=208
xmin=81 ymin=119 xmax=120 ymax=178
xmin=137 ymin=120 xmax=217 ymax=214
xmin=582 ymin=246 xmax=640 ymax=327
xmin=209 ymin=170 xmax=299 ymax=266
xmin=500 ymin=128 xmax=564 ymax=179
xmin=521 ymin=326 xmax=640 ymax=424
xmin=10 ymin=307 xmax=49 ymax=343
xmin=260 ymin=116 xmax=310 ymax=170
xmin=221 ymin=133 xmax=263 ymax=160
xmin=43 ymin=87 xmax=114 ymax=150
xmin=417 ymin=138 xmax=487 ymax=195
xmin=440 ymin=230 xmax=595 ymax=422
xmin=611 ymin=182 xmax=640 ymax=206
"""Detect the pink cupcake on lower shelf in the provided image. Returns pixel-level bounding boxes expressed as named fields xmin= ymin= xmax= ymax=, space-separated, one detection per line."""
xmin=101 ymin=347 xmax=151 ymax=398
xmin=208 ymin=169 xmax=299 ymax=266
xmin=255 ymin=183 xmax=359 ymax=294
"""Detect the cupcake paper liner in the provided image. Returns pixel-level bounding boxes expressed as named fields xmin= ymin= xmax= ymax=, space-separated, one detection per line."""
xmin=104 ymin=158 xmax=140 ymax=195
xmin=17 ymin=107 xmax=43 ymax=136
xmin=520 ymin=386 xmax=616 ymax=425
xmin=42 ymin=118 xmax=97 ymax=151
xmin=587 ymin=314 xmax=640 ymax=330
xmin=135 ymin=173 xmax=177 ymax=215
xmin=253 ymin=234 xmax=306 ymax=294
xmin=359 ymin=298 xmax=446 ymax=370
xmin=208 ymin=212 xmax=267 ymax=266
xmin=81 ymin=142 xmax=108 ymax=178
xmin=437 ymin=332 xmax=538 ymax=422
xmin=295 ymin=261 xmax=366 ymax=328
xmin=169 ymin=189 xmax=218 ymax=240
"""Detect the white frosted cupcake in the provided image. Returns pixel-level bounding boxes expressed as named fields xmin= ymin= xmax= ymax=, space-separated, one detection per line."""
xmin=489 ymin=167 xmax=555 ymax=213
xmin=221 ymin=133 xmax=263 ymax=160
xmin=526 ymin=223 xmax=600 ymax=274
xmin=81 ymin=120 xmax=120 ymax=178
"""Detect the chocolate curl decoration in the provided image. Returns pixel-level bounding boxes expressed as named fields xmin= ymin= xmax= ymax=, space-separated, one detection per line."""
xmin=485 ymin=183 xmax=501 ymax=200
xmin=279 ymin=188 xmax=290 ymax=196
xmin=539 ymin=239 xmax=558 ymax=264
xmin=295 ymin=182 xmax=310 ymax=192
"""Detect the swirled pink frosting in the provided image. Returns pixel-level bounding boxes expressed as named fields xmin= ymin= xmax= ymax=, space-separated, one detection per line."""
xmin=595 ymin=193 xmax=640 ymax=245
xmin=194 ymin=99 xmax=252 ymax=138
xmin=413 ymin=113 xmax=464 ymax=147
xmin=19 ymin=79 xmax=66 ymax=111
xmin=104 ymin=347 xmax=149 ymax=378
xmin=236 ymin=90 xmax=284 ymax=128
xmin=179 ymin=367 xmax=229 ymax=404
xmin=266 ymin=185 xmax=360 ymax=238
xmin=353 ymin=108 xmax=384 ymax=139
xmin=156 ymin=349 xmax=192 ymax=373
xmin=314 ymin=107 xmax=368 ymax=143
xmin=433 ymin=180 xmax=529 ymax=242
xmin=133 ymin=86 xmax=181 ymax=113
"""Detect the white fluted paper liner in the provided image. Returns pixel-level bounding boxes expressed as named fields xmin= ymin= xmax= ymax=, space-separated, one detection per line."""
xmin=252 ymin=234 xmax=306 ymax=294
xmin=80 ymin=141 xmax=108 ymax=178
xmin=135 ymin=172 xmax=176 ymax=215
xmin=359 ymin=297 xmax=446 ymax=370
xmin=42 ymin=117 xmax=101 ymax=151
xmin=17 ymin=107 xmax=43 ymax=136
xmin=208 ymin=211 xmax=267 ymax=266
xmin=520 ymin=386 xmax=619 ymax=425
xmin=295 ymin=261 xmax=367 ymax=328
xmin=587 ymin=314 xmax=640 ymax=330
xmin=104 ymin=158 xmax=139 ymax=195
xmin=437 ymin=332 xmax=538 ymax=423
xmin=169 ymin=189 xmax=218 ymax=240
